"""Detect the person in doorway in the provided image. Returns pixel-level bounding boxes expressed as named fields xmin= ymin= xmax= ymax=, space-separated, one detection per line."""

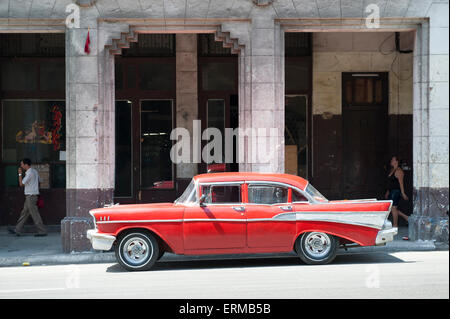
xmin=8 ymin=158 xmax=47 ymax=236
xmin=384 ymin=155 xmax=409 ymax=228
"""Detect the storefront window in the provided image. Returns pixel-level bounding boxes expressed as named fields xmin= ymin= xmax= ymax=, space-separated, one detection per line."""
xmin=140 ymin=100 xmax=173 ymax=189
xmin=3 ymin=164 xmax=59 ymax=188
xmin=50 ymin=163 xmax=66 ymax=188
xmin=39 ymin=60 xmax=65 ymax=91
xmin=115 ymin=101 xmax=133 ymax=197
xmin=285 ymin=33 xmax=312 ymax=179
xmin=285 ymin=59 xmax=310 ymax=92
xmin=139 ymin=63 xmax=175 ymax=91
xmin=115 ymin=61 xmax=123 ymax=90
xmin=2 ymin=100 xmax=65 ymax=164
xmin=1 ymin=61 xmax=38 ymax=91
xmin=4 ymin=165 xmax=19 ymax=187
xmin=2 ymin=100 xmax=65 ymax=188
xmin=201 ymin=62 xmax=236 ymax=91
xmin=207 ymin=99 xmax=225 ymax=164
xmin=285 ymin=95 xmax=308 ymax=178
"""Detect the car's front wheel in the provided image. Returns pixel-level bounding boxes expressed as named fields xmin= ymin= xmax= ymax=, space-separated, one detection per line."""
xmin=296 ymin=232 xmax=338 ymax=265
xmin=115 ymin=231 xmax=159 ymax=271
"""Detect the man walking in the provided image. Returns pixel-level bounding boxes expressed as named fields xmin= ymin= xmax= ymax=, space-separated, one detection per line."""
xmin=9 ymin=158 xmax=47 ymax=236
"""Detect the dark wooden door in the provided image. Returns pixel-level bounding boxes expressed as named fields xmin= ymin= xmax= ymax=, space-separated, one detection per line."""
xmin=342 ymin=73 xmax=389 ymax=199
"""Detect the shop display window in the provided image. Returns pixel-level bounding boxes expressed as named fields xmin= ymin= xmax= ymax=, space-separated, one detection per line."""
xmin=2 ymin=100 xmax=65 ymax=188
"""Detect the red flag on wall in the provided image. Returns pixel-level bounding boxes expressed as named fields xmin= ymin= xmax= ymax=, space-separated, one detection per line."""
xmin=84 ymin=28 xmax=90 ymax=54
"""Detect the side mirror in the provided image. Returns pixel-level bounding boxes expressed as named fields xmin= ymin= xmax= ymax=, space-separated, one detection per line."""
xmin=199 ymin=194 xmax=207 ymax=207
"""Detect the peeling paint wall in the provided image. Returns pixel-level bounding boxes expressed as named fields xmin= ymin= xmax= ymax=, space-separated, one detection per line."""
xmin=311 ymin=32 xmax=414 ymax=209
xmin=313 ymin=32 xmax=414 ymax=116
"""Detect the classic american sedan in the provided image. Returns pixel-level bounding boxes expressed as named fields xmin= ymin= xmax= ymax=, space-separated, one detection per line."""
xmin=87 ymin=172 xmax=397 ymax=271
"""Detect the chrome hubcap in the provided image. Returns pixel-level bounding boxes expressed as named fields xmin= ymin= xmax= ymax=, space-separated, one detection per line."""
xmin=304 ymin=232 xmax=331 ymax=258
xmin=122 ymin=237 xmax=151 ymax=265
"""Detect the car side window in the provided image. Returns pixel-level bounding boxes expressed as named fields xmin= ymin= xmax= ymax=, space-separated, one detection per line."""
xmin=292 ymin=189 xmax=308 ymax=202
xmin=248 ymin=185 xmax=288 ymax=205
xmin=201 ymin=184 xmax=241 ymax=204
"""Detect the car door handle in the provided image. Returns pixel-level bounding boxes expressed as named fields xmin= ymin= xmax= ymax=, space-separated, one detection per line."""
xmin=232 ymin=206 xmax=245 ymax=212
xmin=279 ymin=205 xmax=292 ymax=211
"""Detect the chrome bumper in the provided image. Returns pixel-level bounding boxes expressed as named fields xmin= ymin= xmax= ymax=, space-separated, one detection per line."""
xmin=375 ymin=227 xmax=398 ymax=245
xmin=87 ymin=229 xmax=116 ymax=251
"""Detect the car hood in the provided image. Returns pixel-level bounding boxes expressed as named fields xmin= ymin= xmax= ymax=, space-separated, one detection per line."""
xmin=89 ymin=202 xmax=179 ymax=216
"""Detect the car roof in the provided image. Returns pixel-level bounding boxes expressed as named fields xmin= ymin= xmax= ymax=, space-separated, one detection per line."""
xmin=193 ymin=172 xmax=308 ymax=191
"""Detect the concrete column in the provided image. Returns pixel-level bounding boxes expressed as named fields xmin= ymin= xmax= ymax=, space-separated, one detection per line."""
xmin=61 ymin=10 xmax=116 ymax=252
xmin=175 ymin=34 xmax=198 ymax=187
xmin=236 ymin=12 xmax=285 ymax=173
xmin=410 ymin=7 xmax=449 ymax=243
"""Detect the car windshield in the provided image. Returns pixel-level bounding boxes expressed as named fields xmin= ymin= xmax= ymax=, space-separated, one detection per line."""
xmin=305 ymin=183 xmax=328 ymax=203
xmin=174 ymin=179 xmax=197 ymax=204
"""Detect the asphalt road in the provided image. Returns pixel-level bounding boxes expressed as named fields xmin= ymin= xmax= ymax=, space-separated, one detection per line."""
xmin=0 ymin=251 xmax=448 ymax=299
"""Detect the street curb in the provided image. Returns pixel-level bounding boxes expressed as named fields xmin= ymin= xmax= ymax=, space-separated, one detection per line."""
xmin=0 ymin=252 xmax=116 ymax=268
xmin=0 ymin=240 xmax=443 ymax=268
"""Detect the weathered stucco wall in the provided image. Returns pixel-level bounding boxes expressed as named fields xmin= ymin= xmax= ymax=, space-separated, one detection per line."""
xmin=313 ymin=32 xmax=414 ymax=116
xmin=0 ymin=0 xmax=448 ymax=247
xmin=311 ymin=32 xmax=414 ymax=205
xmin=175 ymin=34 xmax=198 ymax=180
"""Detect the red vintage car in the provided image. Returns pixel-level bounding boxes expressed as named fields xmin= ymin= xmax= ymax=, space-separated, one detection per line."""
xmin=87 ymin=172 xmax=397 ymax=271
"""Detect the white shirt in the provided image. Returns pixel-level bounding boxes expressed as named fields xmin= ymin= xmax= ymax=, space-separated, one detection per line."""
xmin=22 ymin=167 xmax=40 ymax=195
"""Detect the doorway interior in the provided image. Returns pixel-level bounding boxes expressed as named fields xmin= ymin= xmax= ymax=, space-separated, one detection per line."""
xmin=114 ymin=35 xmax=177 ymax=204
xmin=197 ymin=34 xmax=239 ymax=174
xmin=342 ymin=72 xmax=389 ymax=199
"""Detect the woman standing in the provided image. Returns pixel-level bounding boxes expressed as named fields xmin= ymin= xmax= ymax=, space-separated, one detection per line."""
xmin=385 ymin=155 xmax=409 ymax=227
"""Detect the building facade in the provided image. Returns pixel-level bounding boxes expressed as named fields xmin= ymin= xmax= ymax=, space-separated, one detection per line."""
xmin=0 ymin=0 xmax=448 ymax=251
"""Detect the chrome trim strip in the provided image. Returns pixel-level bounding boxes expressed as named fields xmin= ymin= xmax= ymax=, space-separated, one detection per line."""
xmin=95 ymin=210 xmax=389 ymax=229
xmin=244 ymin=202 xmax=292 ymax=206
xmin=323 ymin=200 xmax=394 ymax=205
xmin=273 ymin=211 xmax=390 ymax=229
xmin=195 ymin=180 xmax=314 ymax=204
xmin=245 ymin=218 xmax=295 ymax=222
xmin=96 ymin=218 xmax=291 ymax=224
xmin=198 ymin=181 xmax=245 ymax=186
xmin=331 ymin=198 xmax=377 ymax=202
xmin=272 ymin=212 xmax=297 ymax=220
xmin=296 ymin=218 xmax=382 ymax=229
xmin=96 ymin=219 xmax=184 ymax=224
xmin=195 ymin=203 xmax=245 ymax=206
xmin=184 ymin=219 xmax=245 ymax=222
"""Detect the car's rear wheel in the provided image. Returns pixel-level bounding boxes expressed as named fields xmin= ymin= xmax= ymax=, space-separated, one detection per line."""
xmin=296 ymin=232 xmax=338 ymax=265
xmin=115 ymin=231 xmax=159 ymax=271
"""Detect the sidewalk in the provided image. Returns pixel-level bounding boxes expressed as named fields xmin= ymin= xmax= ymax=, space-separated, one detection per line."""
xmin=0 ymin=226 xmax=445 ymax=268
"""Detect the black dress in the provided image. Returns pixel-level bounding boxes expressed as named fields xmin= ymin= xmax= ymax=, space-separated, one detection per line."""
xmin=387 ymin=169 xmax=401 ymax=206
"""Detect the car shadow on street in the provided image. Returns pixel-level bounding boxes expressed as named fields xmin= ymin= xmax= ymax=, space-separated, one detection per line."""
xmin=334 ymin=252 xmax=413 ymax=265
xmin=106 ymin=252 xmax=411 ymax=273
